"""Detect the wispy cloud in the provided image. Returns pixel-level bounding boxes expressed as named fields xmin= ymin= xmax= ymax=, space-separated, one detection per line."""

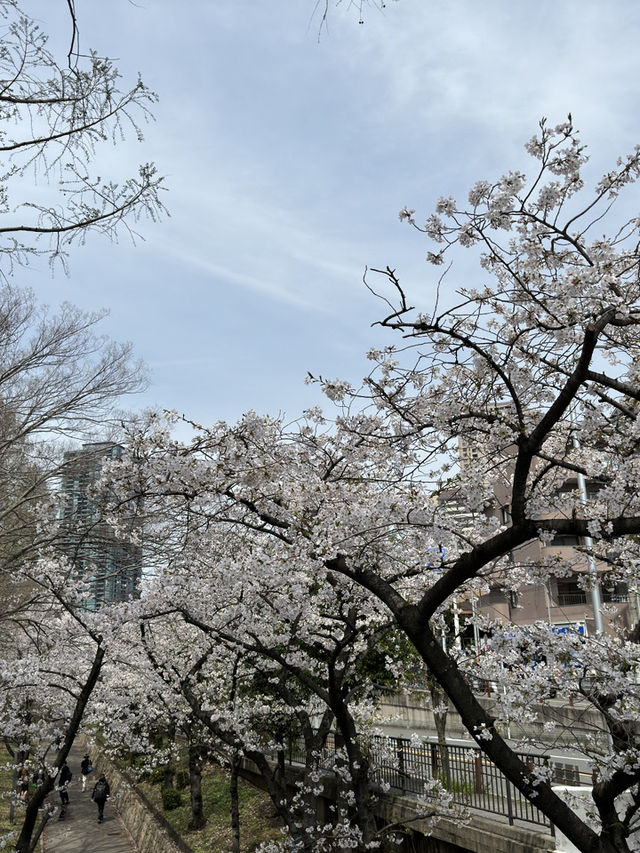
xmin=20 ymin=0 xmax=640 ymax=426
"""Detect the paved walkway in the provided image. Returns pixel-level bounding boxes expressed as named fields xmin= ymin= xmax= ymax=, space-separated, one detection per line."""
xmin=42 ymin=743 xmax=137 ymax=853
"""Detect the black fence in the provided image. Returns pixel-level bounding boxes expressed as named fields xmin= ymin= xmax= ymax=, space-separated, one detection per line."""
xmin=370 ymin=736 xmax=554 ymax=830
xmin=281 ymin=734 xmax=557 ymax=833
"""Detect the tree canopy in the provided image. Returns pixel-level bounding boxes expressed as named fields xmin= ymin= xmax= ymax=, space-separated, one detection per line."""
xmin=100 ymin=119 xmax=640 ymax=853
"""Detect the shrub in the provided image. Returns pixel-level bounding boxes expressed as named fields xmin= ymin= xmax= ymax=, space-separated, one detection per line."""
xmin=162 ymin=788 xmax=182 ymax=811
xmin=175 ymin=768 xmax=190 ymax=789
xmin=149 ymin=767 xmax=165 ymax=785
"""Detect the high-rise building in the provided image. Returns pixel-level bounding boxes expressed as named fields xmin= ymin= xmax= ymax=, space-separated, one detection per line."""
xmin=60 ymin=442 xmax=141 ymax=610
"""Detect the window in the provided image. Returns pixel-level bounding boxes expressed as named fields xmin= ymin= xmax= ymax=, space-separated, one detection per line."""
xmin=556 ymin=577 xmax=587 ymax=607
xmin=551 ymin=534 xmax=580 ymax=547
xmin=602 ymin=581 xmax=628 ymax=604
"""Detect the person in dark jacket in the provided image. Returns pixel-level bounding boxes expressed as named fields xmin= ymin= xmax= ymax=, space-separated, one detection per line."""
xmin=91 ymin=774 xmax=110 ymax=823
xmin=58 ymin=761 xmax=72 ymax=806
xmin=80 ymin=753 xmax=93 ymax=791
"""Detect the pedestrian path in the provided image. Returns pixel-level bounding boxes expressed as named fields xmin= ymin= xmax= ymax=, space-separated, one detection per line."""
xmin=42 ymin=742 xmax=137 ymax=853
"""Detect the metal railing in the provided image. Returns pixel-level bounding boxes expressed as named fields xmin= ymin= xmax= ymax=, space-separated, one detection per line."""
xmin=557 ymin=591 xmax=588 ymax=606
xmin=369 ymin=737 xmax=553 ymax=831
xmin=602 ymin=590 xmax=629 ymax=603
xmin=556 ymin=590 xmax=628 ymax=606
xmin=279 ymin=734 xmax=556 ymax=833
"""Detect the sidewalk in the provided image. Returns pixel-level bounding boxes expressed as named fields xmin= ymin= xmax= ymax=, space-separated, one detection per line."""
xmin=42 ymin=742 xmax=137 ymax=853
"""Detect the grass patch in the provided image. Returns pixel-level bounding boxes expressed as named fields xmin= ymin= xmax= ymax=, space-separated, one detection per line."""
xmin=0 ymin=760 xmax=19 ymax=849
xmin=434 ymin=770 xmax=476 ymax=796
xmin=138 ymin=763 xmax=285 ymax=853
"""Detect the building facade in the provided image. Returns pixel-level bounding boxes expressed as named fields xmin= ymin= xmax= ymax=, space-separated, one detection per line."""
xmin=60 ymin=442 xmax=141 ymax=610
xmin=443 ymin=435 xmax=638 ymax=641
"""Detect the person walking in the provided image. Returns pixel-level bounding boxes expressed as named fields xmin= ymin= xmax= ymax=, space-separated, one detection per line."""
xmin=91 ymin=774 xmax=110 ymax=823
xmin=58 ymin=761 xmax=72 ymax=807
xmin=19 ymin=765 xmax=30 ymax=801
xmin=80 ymin=753 xmax=93 ymax=792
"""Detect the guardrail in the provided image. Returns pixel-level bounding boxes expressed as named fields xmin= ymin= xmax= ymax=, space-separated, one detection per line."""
xmin=280 ymin=734 xmax=557 ymax=833
xmin=370 ymin=736 xmax=554 ymax=831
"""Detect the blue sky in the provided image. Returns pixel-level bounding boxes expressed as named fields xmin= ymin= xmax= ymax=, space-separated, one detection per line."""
xmin=18 ymin=0 xmax=640 ymax=430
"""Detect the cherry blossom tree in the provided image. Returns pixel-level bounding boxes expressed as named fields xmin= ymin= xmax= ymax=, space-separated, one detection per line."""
xmin=99 ymin=423 xmax=441 ymax=851
xmin=318 ymin=117 xmax=640 ymax=853
xmin=3 ymin=562 xmax=123 ymax=853
xmin=104 ymin=119 xmax=640 ymax=853
xmin=97 ymin=605 xmax=336 ymax=850
xmin=172 ymin=599 xmax=393 ymax=849
xmin=90 ymin=616 xmax=218 ymax=833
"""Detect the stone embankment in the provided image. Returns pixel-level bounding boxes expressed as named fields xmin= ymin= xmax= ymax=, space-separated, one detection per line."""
xmin=89 ymin=743 xmax=193 ymax=853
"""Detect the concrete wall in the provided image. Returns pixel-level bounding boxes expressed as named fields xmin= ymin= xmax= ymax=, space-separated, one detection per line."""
xmin=377 ymin=793 xmax=556 ymax=853
xmin=379 ymin=693 xmax=610 ymax=751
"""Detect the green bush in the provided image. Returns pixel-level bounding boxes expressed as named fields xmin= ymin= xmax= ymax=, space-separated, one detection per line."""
xmin=162 ymin=788 xmax=182 ymax=811
xmin=149 ymin=767 xmax=165 ymax=785
xmin=175 ymin=769 xmax=190 ymax=789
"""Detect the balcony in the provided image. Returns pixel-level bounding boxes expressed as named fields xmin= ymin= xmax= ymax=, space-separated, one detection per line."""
xmin=557 ymin=591 xmax=587 ymax=607
xmin=556 ymin=588 xmax=628 ymax=607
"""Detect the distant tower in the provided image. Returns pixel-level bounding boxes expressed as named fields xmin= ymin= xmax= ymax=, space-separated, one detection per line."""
xmin=60 ymin=442 xmax=141 ymax=610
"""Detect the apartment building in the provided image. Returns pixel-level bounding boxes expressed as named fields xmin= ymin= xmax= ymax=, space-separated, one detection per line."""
xmin=441 ymin=435 xmax=636 ymax=639
xmin=60 ymin=442 xmax=141 ymax=610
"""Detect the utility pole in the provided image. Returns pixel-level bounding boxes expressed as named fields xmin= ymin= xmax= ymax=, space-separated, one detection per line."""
xmin=571 ymin=428 xmax=604 ymax=635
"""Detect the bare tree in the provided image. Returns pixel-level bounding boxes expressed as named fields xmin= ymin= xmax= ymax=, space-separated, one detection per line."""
xmin=0 ymin=284 xmax=146 ymax=629
xmin=313 ymin=0 xmax=399 ymax=33
xmin=0 ymin=285 xmax=146 ymax=852
xmin=0 ymin=0 xmax=165 ymax=275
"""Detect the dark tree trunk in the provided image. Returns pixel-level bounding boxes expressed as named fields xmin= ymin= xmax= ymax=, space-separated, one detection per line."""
xmin=329 ymin=678 xmax=377 ymax=849
xmin=402 ymin=611 xmax=628 ymax=853
xmin=324 ymin=551 xmax=635 ymax=853
xmin=229 ymin=752 xmax=241 ymax=853
xmin=14 ymin=644 xmax=105 ymax=853
xmin=187 ymin=742 xmax=206 ymax=831
xmin=162 ymin=724 xmax=176 ymax=791
xmin=277 ymin=747 xmax=286 ymax=782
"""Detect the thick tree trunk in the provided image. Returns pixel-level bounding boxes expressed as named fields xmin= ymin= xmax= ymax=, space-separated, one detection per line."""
xmin=277 ymin=747 xmax=286 ymax=783
xmin=324 ymin=553 xmax=633 ymax=853
xmin=402 ymin=612 xmax=628 ymax=853
xmin=329 ymin=680 xmax=377 ymax=849
xmin=187 ymin=742 xmax=206 ymax=831
xmin=229 ymin=753 xmax=241 ymax=853
xmin=14 ymin=644 xmax=105 ymax=853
